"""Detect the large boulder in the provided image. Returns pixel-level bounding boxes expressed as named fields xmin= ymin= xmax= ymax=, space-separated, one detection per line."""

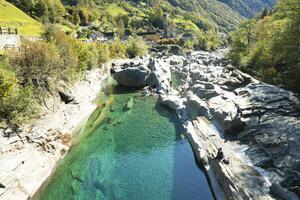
xmin=169 ymin=45 xmax=181 ymax=54
xmin=208 ymin=96 xmax=245 ymax=133
xmin=185 ymin=92 xmax=210 ymax=119
xmin=113 ymin=67 xmax=150 ymax=88
xmin=160 ymin=95 xmax=183 ymax=111
xmin=147 ymin=59 xmax=171 ymax=94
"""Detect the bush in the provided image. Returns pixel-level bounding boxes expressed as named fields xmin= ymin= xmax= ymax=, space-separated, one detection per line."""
xmin=76 ymin=43 xmax=99 ymax=70
xmin=0 ymin=85 xmax=39 ymax=124
xmin=126 ymin=37 xmax=148 ymax=58
xmin=0 ymin=64 xmax=18 ymax=98
xmin=9 ymin=40 xmax=61 ymax=86
xmin=0 ymin=64 xmax=39 ymax=124
xmin=96 ymin=43 xmax=110 ymax=64
xmin=109 ymin=39 xmax=127 ymax=58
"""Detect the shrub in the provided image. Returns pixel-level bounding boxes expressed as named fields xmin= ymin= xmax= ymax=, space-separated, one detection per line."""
xmin=126 ymin=37 xmax=148 ymax=58
xmin=109 ymin=39 xmax=127 ymax=58
xmin=0 ymin=85 xmax=39 ymax=124
xmin=0 ymin=64 xmax=39 ymax=124
xmin=0 ymin=64 xmax=18 ymax=98
xmin=96 ymin=43 xmax=110 ymax=64
xmin=183 ymin=40 xmax=194 ymax=50
xmin=76 ymin=43 xmax=99 ymax=70
xmin=9 ymin=40 xmax=61 ymax=86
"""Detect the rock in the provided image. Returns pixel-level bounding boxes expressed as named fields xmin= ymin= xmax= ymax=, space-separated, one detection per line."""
xmin=246 ymin=145 xmax=272 ymax=167
xmin=156 ymin=45 xmax=169 ymax=52
xmin=185 ymin=92 xmax=210 ymax=119
xmin=192 ymin=84 xmax=218 ymax=100
xmin=160 ymin=95 xmax=183 ymax=111
xmin=169 ymin=45 xmax=181 ymax=54
xmin=123 ymin=97 xmax=134 ymax=111
xmin=270 ymin=182 xmax=299 ymax=200
xmin=281 ymin=172 xmax=300 ymax=197
xmin=209 ymin=96 xmax=245 ymax=133
xmin=146 ymin=72 xmax=159 ymax=87
xmin=113 ymin=67 xmax=150 ymax=88
xmin=4 ymin=128 xmax=13 ymax=137
xmin=0 ymin=182 xmax=5 ymax=188
xmin=148 ymin=59 xmax=171 ymax=94
xmin=58 ymin=90 xmax=75 ymax=104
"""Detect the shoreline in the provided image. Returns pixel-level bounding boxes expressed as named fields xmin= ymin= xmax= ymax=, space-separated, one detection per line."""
xmin=0 ymin=66 xmax=109 ymax=200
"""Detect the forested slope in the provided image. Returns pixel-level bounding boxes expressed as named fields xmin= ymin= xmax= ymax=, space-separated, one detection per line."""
xmin=218 ymin=0 xmax=277 ymax=18
xmin=228 ymin=0 xmax=300 ymax=93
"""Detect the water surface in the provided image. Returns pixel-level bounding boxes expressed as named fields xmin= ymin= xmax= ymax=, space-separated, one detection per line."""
xmin=35 ymin=86 xmax=213 ymax=200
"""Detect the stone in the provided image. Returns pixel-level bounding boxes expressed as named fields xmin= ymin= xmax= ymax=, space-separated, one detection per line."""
xmin=123 ymin=97 xmax=134 ymax=111
xmin=209 ymin=96 xmax=245 ymax=133
xmin=0 ymin=182 xmax=5 ymax=188
xmin=58 ymin=90 xmax=75 ymax=104
xmin=185 ymin=92 xmax=210 ymax=119
xmin=113 ymin=67 xmax=150 ymax=88
xmin=169 ymin=45 xmax=181 ymax=54
xmin=160 ymin=95 xmax=183 ymax=111
xmin=145 ymin=72 xmax=159 ymax=87
xmin=192 ymin=84 xmax=218 ymax=100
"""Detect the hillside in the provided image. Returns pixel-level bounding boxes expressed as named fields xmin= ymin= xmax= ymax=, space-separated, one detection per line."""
xmin=218 ymin=0 xmax=277 ymax=18
xmin=168 ymin=0 xmax=243 ymax=32
xmin=228 ymin=0 xmax=300 ymax=93
xmin=0 ymin=0 xmax=43 ymax=36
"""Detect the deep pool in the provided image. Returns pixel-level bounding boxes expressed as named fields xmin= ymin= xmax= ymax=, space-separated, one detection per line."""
xmin=34 ymin=85 xmax=213 ymax=200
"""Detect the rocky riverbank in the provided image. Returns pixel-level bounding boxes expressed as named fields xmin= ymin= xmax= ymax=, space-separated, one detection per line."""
xmin=0 ymin=67 xmax=109 ymax=200
xmin=111 ymin=48 xmax=300 ymax=200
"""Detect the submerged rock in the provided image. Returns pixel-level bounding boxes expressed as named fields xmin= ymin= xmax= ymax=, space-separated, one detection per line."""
xmin=71 ymin=170 xmax=84 ymax=183
xmin=123 ymin=97 xmax=134 ymax=111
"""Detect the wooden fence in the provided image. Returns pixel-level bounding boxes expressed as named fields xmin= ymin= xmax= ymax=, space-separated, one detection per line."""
xmin=0 ymin=27 xmax=18 ymax=35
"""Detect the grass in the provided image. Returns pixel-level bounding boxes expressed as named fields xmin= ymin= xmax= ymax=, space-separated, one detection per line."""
xmin=172 ymin=17 xmax=201 ymax=34
xmin=0 ymin=0 xmax=43 ymax=36
xmin=106 ymin=4 xmax=128 ymax=17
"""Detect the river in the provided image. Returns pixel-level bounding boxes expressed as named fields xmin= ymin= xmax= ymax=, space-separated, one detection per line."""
xmin=34 ymin=81 xmax=213 ymax=200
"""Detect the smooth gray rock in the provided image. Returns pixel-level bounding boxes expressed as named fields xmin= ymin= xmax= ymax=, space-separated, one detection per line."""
xmin=160 ymin=95 xmax=183 ymax=111
xmin=185 ymin=93 xmax=210 ymax=119
xmin=209 ymin=96 xmax=245 ymax=133
xmin=113 ymin=67 xmax=150 ymax=88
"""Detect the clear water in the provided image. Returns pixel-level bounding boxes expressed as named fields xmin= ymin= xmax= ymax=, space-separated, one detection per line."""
xmin=34 ymin=85 xmax=213 ymax=200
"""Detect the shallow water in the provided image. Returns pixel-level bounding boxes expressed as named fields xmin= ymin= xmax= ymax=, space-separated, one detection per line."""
xmin=35 ymin=85 xmax=213 ymax=200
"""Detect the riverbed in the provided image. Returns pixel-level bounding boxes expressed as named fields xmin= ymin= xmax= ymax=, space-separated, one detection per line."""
xmin=34 ymin=84 xmax=213 ymax=200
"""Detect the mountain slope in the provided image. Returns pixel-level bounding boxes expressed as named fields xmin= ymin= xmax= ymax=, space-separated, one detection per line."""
xmin=167 ymin=0 xmax=243 ymax=32
xmin=218 ymin=0 xmax=277 ymax=18
xmin=0 ymin=0 xmax=43 ymax=36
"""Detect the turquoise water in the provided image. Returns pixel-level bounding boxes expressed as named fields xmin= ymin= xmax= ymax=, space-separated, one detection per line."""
xmin=34 ymin=85 xmax=213 ymax=200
